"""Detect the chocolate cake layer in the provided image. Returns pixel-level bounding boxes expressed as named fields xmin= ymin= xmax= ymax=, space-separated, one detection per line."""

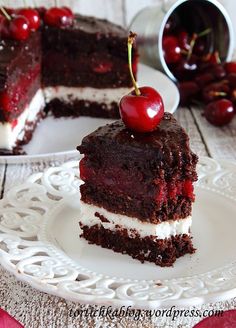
xmin=80 ymin=183 xmax=192 ymax=223
xmin=42 ymin=14 xmax=137 ymax=88
xmin=80 ymin=224 xmax=195 ymax=267
xmin=78 ymin=114 xmax=198 ymax=181
xmin=44 ymin=98 xmax=120 ymax=118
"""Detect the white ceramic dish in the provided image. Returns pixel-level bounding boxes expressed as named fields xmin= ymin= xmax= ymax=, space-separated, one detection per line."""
xmin=0 ymin=157 xmax=236 ymax=309
xmin=0 ymin=63 xmax=179 ymax=164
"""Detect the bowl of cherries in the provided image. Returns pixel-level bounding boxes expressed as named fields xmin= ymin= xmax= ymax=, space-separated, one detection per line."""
xmin=163 ymin=13 xmax=235 ymax=127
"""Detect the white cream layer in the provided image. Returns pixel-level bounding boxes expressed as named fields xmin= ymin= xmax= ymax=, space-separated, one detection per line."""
xmin=44 ymin=86 xmax=131 ymax=106
xmin=0 ymin=89 xmax=45 ymax=149
xmin=79 ymin=201 xmax=192 ymax=239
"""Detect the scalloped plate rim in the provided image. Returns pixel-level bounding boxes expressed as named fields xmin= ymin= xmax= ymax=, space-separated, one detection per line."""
xmin=0 ymin=156 xmax=236 ymax=309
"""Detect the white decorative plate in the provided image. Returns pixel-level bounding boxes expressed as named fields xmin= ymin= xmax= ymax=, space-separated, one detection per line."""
xmin=1 ymin=157 xmax=235 ymax=309
xmin=0 ymin=63 xmax=179 ymax=164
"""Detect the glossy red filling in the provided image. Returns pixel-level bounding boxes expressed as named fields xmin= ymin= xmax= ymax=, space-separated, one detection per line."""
xmin=0 ymin=64 xmax=41 ymax=122
xmin=79 ymin=158 xmax=195 ymax=203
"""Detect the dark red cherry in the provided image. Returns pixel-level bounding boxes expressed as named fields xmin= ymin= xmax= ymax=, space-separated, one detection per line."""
xmin=193 ymin=38 xmax=206 ymax=56
xmin=17 ymin=8 xmax=40 ymax=31
xmin=119 ymin=86 xmax=164 ymax=132
xmin=174 ymin=56 xmax=199 ymax=81
xmin=178 ymin=30 xmax=189 ymax=50
xmin=162 ymin=35 xmax=181 ymax=64
xmin=227 ymin=73 xmax=236 ymax=89
xmin=62 ymin=7 xmax=74 ymax=19
xmin=3 ymin=8 xmax=16 ymax=16
xmin=204 ymin=51 xmax=220 ymax=65
xmin=195 ymin=72 xmax=214 ymax=88
xmin=9 ymin=15 xmax=30 ymax=40
xmin=224 ymin=61 xmax=236 ymax=74
xmin=44 ymin=7 xmax=73 ymax=27
xmin=230 ymin=89 xmax=236 ymax=106
xmin=210 ymin=64 xmax=226 ymax=79
xmin=0 ymin=17 xmax=10 ymax=38
xmin=163 ymin=16 xmax=175 ymax=34
xmin=204 ymin=99 xmax=234 ymax=126
xmin=178 ymin=81 xmax=199 ymax=105
xmin=202 ymin=81 xmax=230 ymax=103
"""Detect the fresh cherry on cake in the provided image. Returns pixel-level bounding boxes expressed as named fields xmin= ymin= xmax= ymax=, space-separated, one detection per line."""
xmin=9 ymin=15 xmax=30 ymax=41
xmin=119 ymin=32 xmax=164 ymax=132
xmin=204 ymin=99 xmax=234 ymax=126
xmin=62 ymin=7 xmax=74 ymax=20
xmin=162 ymin=35 xmax=181 ymax=64
xmin=44 ymin=7 xmax=74 ymax=27
xmin=120 ymin=86 xmax=164 ymax=132
xmin=17 ymin=8 xmax=40 ymax=31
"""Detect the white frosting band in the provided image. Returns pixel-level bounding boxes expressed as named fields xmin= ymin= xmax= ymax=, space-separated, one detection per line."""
xmin=0 ymin=89 xmax=45 ymax=149
xmin=43 ymin=86 xmax=131 ymax=106
xmin=79 ymin=201 xmax=192 ymax=239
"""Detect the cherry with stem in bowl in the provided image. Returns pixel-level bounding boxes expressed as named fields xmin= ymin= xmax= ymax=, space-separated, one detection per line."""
xmin=119 ymin=32 xmax=164 ymax=132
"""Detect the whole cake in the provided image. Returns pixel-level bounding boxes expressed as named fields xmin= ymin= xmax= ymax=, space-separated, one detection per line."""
xmin=0 ymin=7 xmax=138 ymax=153
xmin=78 ymin=33 xmax=198 ymax=266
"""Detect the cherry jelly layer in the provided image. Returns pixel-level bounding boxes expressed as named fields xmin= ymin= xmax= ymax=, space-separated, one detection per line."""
xmin=79 ymin=157 xmax=195 ymax=205
xmin=80 ymin=183 xmax=193 ymax=223
xmin=0 ymin=64 xmax=41 ymax=122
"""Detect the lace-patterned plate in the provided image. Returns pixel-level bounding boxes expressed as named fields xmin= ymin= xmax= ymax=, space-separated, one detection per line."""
xmin=0 ymin=157 xmax=236 ymax=309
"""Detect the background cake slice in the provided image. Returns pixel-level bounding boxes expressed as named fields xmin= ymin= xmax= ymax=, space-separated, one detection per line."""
xmin=43 ymin=14 xmax=138 ymax=119
xmin=78 ymin=113 xmax=198 ymax=266
xmin=0 ymin=33 xmax=44 ymax=151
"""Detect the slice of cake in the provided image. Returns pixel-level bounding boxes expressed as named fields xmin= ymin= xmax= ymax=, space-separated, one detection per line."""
xmin=42 ymin=14 xmax=137 ymax=119
xmin=0 ymin=32 xmax=44 ymax=152
xmin=77 ymin=33 xmax=198 ymax=266
xmin=78 ymin=114 xmax=198 ymax=266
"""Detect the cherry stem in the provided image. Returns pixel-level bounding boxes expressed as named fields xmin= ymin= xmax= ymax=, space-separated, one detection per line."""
xmin=215 ymin=51 xmax=221 ymax=64
xmin=187 ymin=28 xmax=211 ymax=61
xmin=55 ymin=0 xmax=58 ymax=7
xmin=209 ymin=91 xmax=227 ymax=97
xmin=0 ymin=7 xmax=11 ymax=21
xmin=23 ymin=0 xmax=27 ymax=7
xmin=128 ymin=32 xmax=140 ymax=96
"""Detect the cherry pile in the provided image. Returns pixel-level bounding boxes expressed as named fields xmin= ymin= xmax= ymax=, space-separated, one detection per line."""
xmin=178 ymin=61 xmax=236 ymax=126
xmin=162 ymin=16 xmax=212 ymax=81
xmin=163 ymin=16 xmax=236 ymax=127
xmin=0 ymin=6 xmax=74 ymax=41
